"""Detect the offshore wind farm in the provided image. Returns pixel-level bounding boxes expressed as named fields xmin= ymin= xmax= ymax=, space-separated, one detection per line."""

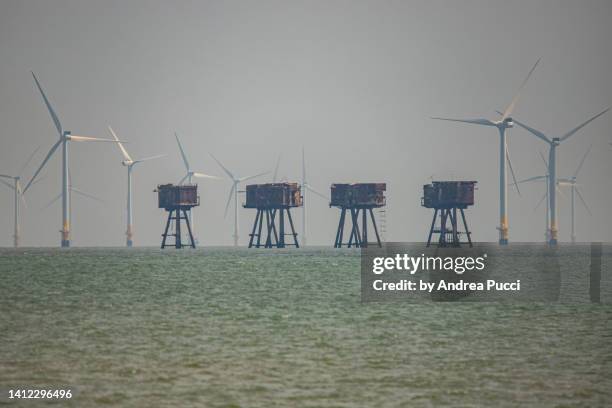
xmin=2 ymin=60 xmax=608 ymax=248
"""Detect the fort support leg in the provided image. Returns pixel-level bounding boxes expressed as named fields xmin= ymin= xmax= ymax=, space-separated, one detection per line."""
xmin=451 ymin=207 xmax=459 ymax=246
xmin=161 ymin=210 xmax=173 ymax=249
xmin=460 ymin=208 xmax=473 ymax=248
xmin=439 ymin=209 xmax=448 ymax=247
xmin=249 ymin=209 xmax=261 ymax=248
xmin=279 ymin=208 xmax=285 ymax=248
xmin=286 ymin=208 xmax=299 ymax=248
xmin=334 ymin=208 xmax=346 ymax=248
xmin=183 ymin=209 xmax=196 ymax=248
xmin=349 ymin=209 xmax=362 ymax=248
xmin=369 ymin=208 xmax=382 ymax=248
xmin=256 ymin=209 xmax=264 ymax=248
xmin=175 ymin=209 xmax=182 ymax=249
xmin=362 ymin=208 xmax=368 ymax=248
xmin=427 ymin=209 xmax=438 ymax=248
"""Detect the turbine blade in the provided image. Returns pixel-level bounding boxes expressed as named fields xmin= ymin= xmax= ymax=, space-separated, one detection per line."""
xmin=0 ymin=179 xmax=14 ymax=190
xmin=31 ymin=72 xmax=63 ymax=136
xmin=534 ymin=192 xmax=547 ymax=211
xmin=555 ymin=184 xmax=566 ymax=199
xmin=514 ymin=175 xmax=547 ymax=184
xmin=512 ymin=117 xmax=551 ymax=144
xmin=538 ymin=150 xmax=549 ymax=171
xmin=431 ymin=117 xmax=496 ymax=127
xmin=306 ymin=184 xmax=329 ymax=201
xmin=506 ymin=146 xmax=521 ymax=196
xmin=174 ymin=132 xmax=191 ymax=171
xmin=178 ymin=174 xmax=189 ymax=185
xmin=0 ymin=174 xmax=13 ymax=179
xmin=239 ymin=171 xmax=269 ymax=183
xmin=573 ymin=144 xmax=592 ymax=179
xmin=69 ymin=135 xmax=122 ymax=142
xmin=559 ymin=108 xmax=610 ymax=142
xmin=71 ymin=187 xmax=105 ymax=203
xmin=273 ymin=154 xmax=281 ymax=182
xmin=23 ymin=139 xmax=62 ymax=193
xmin=502 ymin=58 xmax=540 ymax=120
xmin=575 ymin=188 xmax=592 ymax=216
xmin=42 ymin=193 xmax=62 ymax=210
xmin=223 ymin=186 xmax=235 ymax=218
xmin=192 ymin=172 xmax=221 ymax=180
xmin=209 ymin=153 xmax=235 ymax=180
xmin=108 ymin=126 xmax=132 ymax=162
xmin=19 ymin=146 xmax=41 ymax=177
xmin=134 ymin=154 xmax=166 ymax=164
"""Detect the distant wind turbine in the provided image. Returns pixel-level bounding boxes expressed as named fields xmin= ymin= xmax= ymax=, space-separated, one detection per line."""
xmin=512 ymin=151 xmax=557 ymax=242
xmin=511 ymin=107 xmax=609 ymax=244
xmin=0 ymin=147 xmax=39 ymax=247
xmin=301 ymin=147 xmax=329 ymax=247
xmin=557 ymin=145 xmax=593 ymax=243
xmin=175 ymin=132 xmax=219 ymax=242
xmin=209 ymin=154 xmax=268 ymax=246
xmin=24 ymin=72 xmax=122 ymax=247
xmin=433 ymin=59 xmax=540 ymax=245
xmin=108 ymin=126 xmax=165 ymax=247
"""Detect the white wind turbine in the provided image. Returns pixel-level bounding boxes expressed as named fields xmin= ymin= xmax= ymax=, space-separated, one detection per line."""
xmin=0 ymin=147 xmax=39 ymax=247
xmin=556 ymin=145 xmax=593 ymax=243
xmin=513 ymin=151 xmax=558 ymax=242
xmin=209 ymin=154 xmax=268 ymax=246
xmin=108 ymin=126 xmax=165 ymax=247
xmin=301 ymin=147 xmax=329 ymax=247
xmin=511 ymin=108 xmax=609 ymax=245
xmin=175 ymin=132 xmax=220 ymax=242
xmin=433 ymin=59 xmax=540 ymax=245
xmin=23 ymin=72 xmax=122 ymax=247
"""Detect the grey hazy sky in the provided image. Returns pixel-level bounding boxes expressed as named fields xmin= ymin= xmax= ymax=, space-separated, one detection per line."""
xmin=1 ymin=0 xmax=611 ymax=247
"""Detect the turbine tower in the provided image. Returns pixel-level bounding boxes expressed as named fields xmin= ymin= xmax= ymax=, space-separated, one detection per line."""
xmin=557 ymin=145 xmax=592 ymax=243
xmin=0 ymin=147 xmax=39 ymax=247
xmin=24 ymin=72 xmax=121 ymax=247
xmin=175 ymin=132 xmax=219 ymax=242
xmin=108 ymin=126 xmax=165 ymax=247
xmin=512 ymin=108 xmax=609 ymax=245
xmin=209 ymin=153 xmax=268 ymax=246
xmin=301 ymin=147 xmax=329 ymax=247
xmin=433 ymin=59 xmax=540 ymax=245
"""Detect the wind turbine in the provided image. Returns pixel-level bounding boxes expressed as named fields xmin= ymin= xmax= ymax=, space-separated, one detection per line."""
xmin=174 ymin=132 xmax=219 ymax=242
xmin=0 ymin=147 xmax=39 ymax=247
xmin=23 ymin=72 xmax=121 ymax=247
xmin=557 ymin=145 xmax=592 ymax=243
xmin=301 ymin=147 xmax=329 ymax=247
xmin=513 ymin=151 xmax=556 ymax=242
xmin=209 ymin=154 xmax=268 ymax=246
xmin=511 ymin=107 xmax=609 ymax=245
xmin=432 ymin=59 xmax=540 ymax=245
xmin=108 ymin=126 xmax=165 ymax=247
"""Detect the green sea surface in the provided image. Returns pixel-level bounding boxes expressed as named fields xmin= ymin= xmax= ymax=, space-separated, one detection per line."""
xmin=0 ymin=247 xmax=611 ymax=407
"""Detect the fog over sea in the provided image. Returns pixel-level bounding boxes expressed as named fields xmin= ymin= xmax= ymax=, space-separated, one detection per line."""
xmin=1 ymin=247 xmax=611 ymax=407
